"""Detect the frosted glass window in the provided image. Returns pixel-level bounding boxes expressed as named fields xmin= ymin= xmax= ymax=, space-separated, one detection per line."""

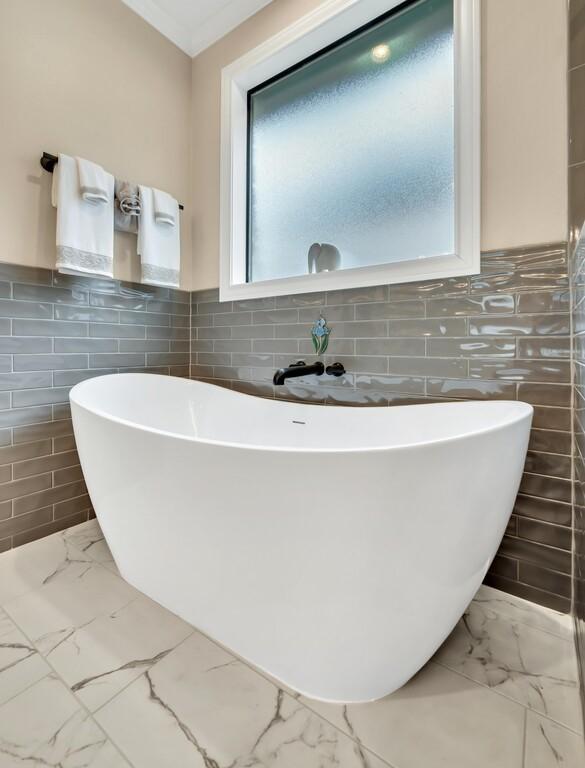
xmin=247 ymin=0 xmax=454 ymax=283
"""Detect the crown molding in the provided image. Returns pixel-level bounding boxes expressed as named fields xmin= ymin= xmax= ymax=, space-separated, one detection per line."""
xmin=121 ymin=0 xmax=193 ymax=54
xmin=189 ymin=0 xmax=273 ymax=57
xmin=122 ymin=0 xmax=274 ymax=58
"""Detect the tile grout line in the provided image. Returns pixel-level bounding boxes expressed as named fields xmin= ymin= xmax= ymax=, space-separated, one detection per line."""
xmin=63 ymin=527 xmax=403 ymax=766
xmin=430 ymin=658 xmax=584 ymax=738
xmin=88 ymin=626 xmax=198 ymax=719
xmin=471 ymin=614 xmax=573 ymax=644
xmin=83 ymin=536 xmax=575 ymax=765
xmin=2 ymin=527 xmax=397 ymax=768
xmin=0 ymin=592 xmax=136 ymax=767
xmin=83 ymin=594 xmax=399 ymax=767
xmin=0 ymin=606 xmax=54 ymax=710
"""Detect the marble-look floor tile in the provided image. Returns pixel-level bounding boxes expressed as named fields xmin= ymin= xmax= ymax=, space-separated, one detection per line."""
xmin=0 ymin=531 xmax=91 ymax=606
xmin=47 ymin=594 xmax=194 ymax=712
xmin=3 ymin=562 xmax=139 ymax=656
xmin=300 ymin=662 xmax=525 ymax=768
xmin=524 ymin=711 xmax=585 ymax=767
xmin=64 ymin=518 xmax=104 ymax=556
xmin=0 ymin=607 xmax=50 ymax=707
xmin=434 ymin=600 xmax=582 ymax=733
xmin=1 ymin=521 xmax=580 ymax=768
xmin=473 ymin=585 xmax=573 ymax=641
xmin=87 ymin=539 xmax=117 ymax=572
xmin=64 ymin=518 xmax=118 ymax=574
xmin=95 ymin=631 xmax=390 ymax=768
xmin=0 ymin=674 xmax=130 ymax=767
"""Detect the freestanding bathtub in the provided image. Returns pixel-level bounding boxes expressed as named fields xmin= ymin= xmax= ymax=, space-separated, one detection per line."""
xmin=70 ymin=373 xmax=532 ymax=703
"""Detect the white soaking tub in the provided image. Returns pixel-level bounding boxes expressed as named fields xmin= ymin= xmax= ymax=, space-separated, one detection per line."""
xmin=70 ymin=373 xmax=532 ymax=703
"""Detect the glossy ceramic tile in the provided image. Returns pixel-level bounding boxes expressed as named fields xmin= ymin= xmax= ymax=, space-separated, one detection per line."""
xmin=2 ymin=559 xmax=138 ymax=657
xmin=0 ymin=529 xmax=92 ymax=605
xmin=300 ymin=662 xmax=526 ymax=768
xmin=0 ymin=607 xmax=50 ymax=707
xmin=0 ymin=674 xmax=130 ymax=767
xmin=434 ymin=599 xmax=581 ymax=733
xmin=47 ymin=595 xmax=194 ymax=712
xmin=473 ymin=585 xmax=573 ymax=640
xmin=0 ymin=519 xmax=582 ymax=768
xmin=0 ymin=242 xmax=576 ymax=628
xmin=570 ymin=0 xmax=585 ymax=687
xmin=95 ymin=632 xmax=389 ymax=768
xmin=0 ymin=264 xmax=189 ymax=555
xmin=524 ymin=711 xmax=585 ymax=768
xmin=191 ymin=243 xmax=571 ymax=612
xmin=62 ymin=517 xmax=117 ymax=572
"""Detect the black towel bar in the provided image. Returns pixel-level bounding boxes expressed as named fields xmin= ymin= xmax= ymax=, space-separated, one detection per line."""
xmin=40 ymin=152 xmax=185 ymax=211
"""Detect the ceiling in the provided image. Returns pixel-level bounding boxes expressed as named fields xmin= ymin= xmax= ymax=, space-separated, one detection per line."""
xmin=122 ymin=0 xmax=274 ymax=57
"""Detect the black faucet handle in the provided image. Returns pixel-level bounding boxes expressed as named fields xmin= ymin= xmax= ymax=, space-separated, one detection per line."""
xmin=290 ymin=360 xmax=307 ymax=367
xmin=326 ymin=362 xmax=345 ymax=377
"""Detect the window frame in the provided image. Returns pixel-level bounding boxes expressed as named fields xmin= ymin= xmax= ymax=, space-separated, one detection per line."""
xmin=220 ymin=0 xmax=480 ymax=301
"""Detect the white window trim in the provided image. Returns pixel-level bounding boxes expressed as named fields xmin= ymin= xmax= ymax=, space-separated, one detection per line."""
xmin=220 ymin=0 xmax=480 ymax=301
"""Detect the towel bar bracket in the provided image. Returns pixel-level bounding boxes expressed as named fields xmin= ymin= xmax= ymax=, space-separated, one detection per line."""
xmin=41 ymin=152 xmax=58 ymax=173
xmin=40 ymin=152 xmax=184 ymax=210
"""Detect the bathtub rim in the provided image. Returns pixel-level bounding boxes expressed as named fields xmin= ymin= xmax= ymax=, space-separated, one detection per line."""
xmin=69 ymin=373 xmax=533 ymax=455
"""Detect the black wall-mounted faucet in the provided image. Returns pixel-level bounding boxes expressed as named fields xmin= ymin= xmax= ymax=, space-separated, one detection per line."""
xmin=273 ymin=360 xmax=324 ymax=386
xmin=273 ymin=360 xmax=346 ymax=385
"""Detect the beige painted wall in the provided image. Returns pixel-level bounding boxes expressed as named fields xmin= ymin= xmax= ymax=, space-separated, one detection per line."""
xmin=191 ymin=0 xmax=568 ymax=290
xmin=482 ymin=0 xmax=567 ymax=254
xmin=0 ymin=0 xmax=569 ymax=291
xmin=0 ymin=0 xmax=192 ymax=287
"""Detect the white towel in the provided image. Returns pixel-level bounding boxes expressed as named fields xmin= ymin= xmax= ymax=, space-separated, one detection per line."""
xmin=52 ymin=154 xmax=114 ymax=277
xmin=76 ymin=157 xmax=110 ymax=204
xmin=138 ymin=186 xmax=180 ymax=288
xmin=114 ymin=179 xmax=140 ymax=234
xmin=152 ymin=188 xmax=177 ymax=227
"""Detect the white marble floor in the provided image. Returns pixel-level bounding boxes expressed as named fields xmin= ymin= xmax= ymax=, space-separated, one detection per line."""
xmin=0 ymin=520 xmax=582 ymax=768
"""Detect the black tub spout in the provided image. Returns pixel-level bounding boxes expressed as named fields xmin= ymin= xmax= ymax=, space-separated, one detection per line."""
xmin=273 ymin=360 xmax=324 ymax=386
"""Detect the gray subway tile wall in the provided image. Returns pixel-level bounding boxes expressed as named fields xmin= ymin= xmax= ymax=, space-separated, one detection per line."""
xmin=570 ymin=0 xmax=585 ymax=715
xmin=574 ymin=233 xmax=585 ymax=712
xmin=0 ymin=264 xmax=190 ymax=553
xmin=0 ymin=241 xmax=575 ymax=617
xmin=191 ymin=242 xmax=573 ymax=613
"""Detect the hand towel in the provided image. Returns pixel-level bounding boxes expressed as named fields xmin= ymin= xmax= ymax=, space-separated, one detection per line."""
xmin=138 ymin=186 xmax=180 ymax=288
xmin=114 ymin=179 xmax=141 ymax=234
xmin=52 ymin=154 xmax=114 ymax=277
xmin=152 ymin=188 xmax=177 ymax=227
xmin=76 ymin=157 xmax=110 ymax=204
